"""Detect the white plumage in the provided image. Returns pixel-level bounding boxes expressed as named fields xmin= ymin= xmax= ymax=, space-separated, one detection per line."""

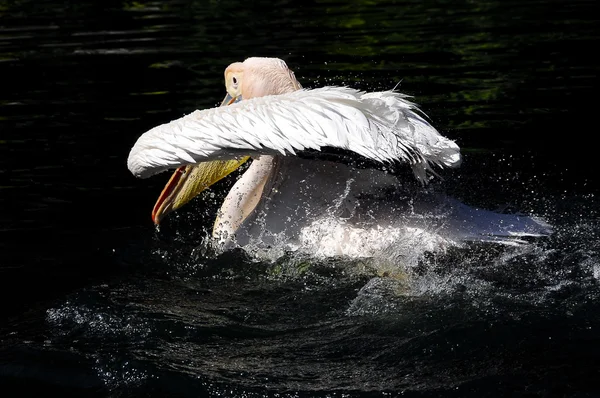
xmin=127 ymin=57 xmax=551 ymax=258
xmin=127 ymin=87 xmax=461 ymax=182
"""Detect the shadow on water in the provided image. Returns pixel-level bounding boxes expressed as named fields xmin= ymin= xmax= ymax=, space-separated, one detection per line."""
xmin=1 ymin=0 xmax=600 ymax=396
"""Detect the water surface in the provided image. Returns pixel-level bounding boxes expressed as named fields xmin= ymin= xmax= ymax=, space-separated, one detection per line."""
xmin=1 ymin=0 xmax=599 ymax=396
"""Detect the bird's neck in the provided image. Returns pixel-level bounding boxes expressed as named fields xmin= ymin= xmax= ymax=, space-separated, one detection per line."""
xmin=212 ymin=155 xmax=278 ymax=245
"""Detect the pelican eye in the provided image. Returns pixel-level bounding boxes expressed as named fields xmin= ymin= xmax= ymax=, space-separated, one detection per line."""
xmin=232 ymin=76 xmax=238 ymax=85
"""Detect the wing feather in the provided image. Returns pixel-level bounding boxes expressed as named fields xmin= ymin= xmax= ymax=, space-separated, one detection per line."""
xmin=127 ymin=87 xmax=461 ymax=182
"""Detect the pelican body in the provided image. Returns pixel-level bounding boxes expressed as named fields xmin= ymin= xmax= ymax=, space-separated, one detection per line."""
xmin=127 ymin=57 xmax=550 ymax=257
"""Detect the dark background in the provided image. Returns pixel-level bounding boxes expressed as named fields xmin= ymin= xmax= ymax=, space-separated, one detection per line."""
xmin=1 ymin=0 xmax=599 ymax=396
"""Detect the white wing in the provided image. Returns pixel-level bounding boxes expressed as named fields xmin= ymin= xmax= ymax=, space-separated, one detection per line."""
xmin=127 ymin=87 xmax=461 ymax=182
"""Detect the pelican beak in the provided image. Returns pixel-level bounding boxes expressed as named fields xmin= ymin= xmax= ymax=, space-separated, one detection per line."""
xmin=151 ymin=92 xmax=246 ymax=225
xmin=221 ymin=92 xmax=242 ymax=106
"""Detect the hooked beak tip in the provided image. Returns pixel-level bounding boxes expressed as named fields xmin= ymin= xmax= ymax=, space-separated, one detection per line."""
xmin=151 ymin=212 xmax=161 ymax=225
xmin=151 ymin=165 xmax=187 ymax=225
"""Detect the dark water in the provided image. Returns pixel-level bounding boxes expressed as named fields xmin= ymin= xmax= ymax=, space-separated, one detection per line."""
xmin=1 ymin=0 xmax=600 ymax=396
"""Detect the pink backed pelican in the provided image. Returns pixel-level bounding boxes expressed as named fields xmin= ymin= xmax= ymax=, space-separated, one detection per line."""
xmin=127 ymin=57 xmax=550 ymax=257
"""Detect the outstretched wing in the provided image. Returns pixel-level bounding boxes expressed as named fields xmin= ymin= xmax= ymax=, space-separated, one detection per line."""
xmin=127 ymin=87 xmax=461 ymax=182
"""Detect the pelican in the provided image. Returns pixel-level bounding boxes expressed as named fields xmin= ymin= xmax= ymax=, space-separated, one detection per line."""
xmin=127 ymin=57 xmax=550 ymax=258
